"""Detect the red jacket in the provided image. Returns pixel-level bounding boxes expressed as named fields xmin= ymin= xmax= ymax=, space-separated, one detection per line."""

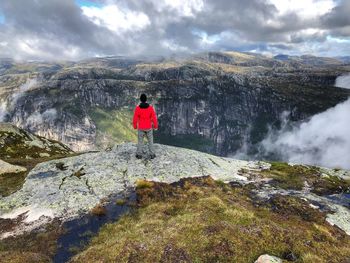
xmin=133 ymin=104 xmax=158 ymax=130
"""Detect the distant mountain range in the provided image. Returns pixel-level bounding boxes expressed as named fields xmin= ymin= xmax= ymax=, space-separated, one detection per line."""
xmin=1 ymin=51 xmax=350 ymax=156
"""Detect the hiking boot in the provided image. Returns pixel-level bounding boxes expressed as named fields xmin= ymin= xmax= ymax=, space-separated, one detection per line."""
xmin=135 ymin=154 xmax=142 ymax=159
xmin=150 ymin=153 xmax=156 ymax=159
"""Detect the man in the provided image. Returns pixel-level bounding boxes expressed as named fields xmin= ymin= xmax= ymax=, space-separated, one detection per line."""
xmin=133 ymin=94 xmax=158 ymax=159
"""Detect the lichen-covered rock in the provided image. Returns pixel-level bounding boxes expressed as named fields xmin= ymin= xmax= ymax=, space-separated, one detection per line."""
xmin=0 ymin=159 xmax=27 ymax=175
xmin=255 ymin=254 xmax=282 ymax=263
xmin=0 ymin=143 xmax=267 ymax=237
xmin=0 ymin=122 xmax=73 ymax=159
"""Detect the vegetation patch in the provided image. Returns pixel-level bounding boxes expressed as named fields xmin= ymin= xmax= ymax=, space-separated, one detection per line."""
xmin=135 ymin=179 xmax=154 ymax=190
xmin=262 ymin=162 xmax=350 ymax=195
xmin=0 ymin=220 xmax=63 ymax=263
xmin=0 ymin=126 xmax=72 ymax=160
xmin=90 ymin=204 xmax=107 ymax=217
xmin=89 ymin=107 xmax=137 ymax=149
xmin=71 ymin=176 xmax=350 ymax=263
xmin=0 ymin=171 xmax=27 ymax=197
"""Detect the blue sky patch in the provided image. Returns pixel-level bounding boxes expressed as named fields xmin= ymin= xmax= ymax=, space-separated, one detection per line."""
xmin=0 ymin=14 xmax=5 ymax=24
xmin=75 ymin=0 xmax=103 ymax=8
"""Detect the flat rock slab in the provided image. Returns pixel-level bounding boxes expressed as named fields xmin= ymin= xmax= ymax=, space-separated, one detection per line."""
xmin=0 ymin=143 xmax=268 ymax=237
xmin=0 ymin=159 xmax=27 ymax=175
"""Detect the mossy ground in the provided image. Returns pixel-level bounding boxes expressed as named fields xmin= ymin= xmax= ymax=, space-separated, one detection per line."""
xmin=0 ymin=171 xmax=27 ymax=197
xmin=0 ymin=220 xmax=63 ymax=263
xmin=71 ymin=176 xmax=350 ymax=263
xmin=261 ymin=162 xmax=350 ymax=195
xmin=0 ymin=129 xmax=72 ymax=160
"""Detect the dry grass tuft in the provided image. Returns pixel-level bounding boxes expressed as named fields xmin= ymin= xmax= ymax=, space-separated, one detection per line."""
xmin=90 ymin=204 xmax=107 ymax=217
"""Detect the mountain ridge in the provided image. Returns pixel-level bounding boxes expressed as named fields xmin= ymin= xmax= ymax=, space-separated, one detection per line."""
xmin=1 ymin=51 xmax=349 ymax=156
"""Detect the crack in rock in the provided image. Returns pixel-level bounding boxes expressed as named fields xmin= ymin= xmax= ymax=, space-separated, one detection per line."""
xmin=58 ymin=167 xmax=86 ymax=190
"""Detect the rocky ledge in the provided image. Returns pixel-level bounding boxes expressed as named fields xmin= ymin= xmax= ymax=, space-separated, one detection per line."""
xmin=0 ymin=122 xmax=73 ymax=160
xmin=0 ymin=143 xmax=349 ymax=240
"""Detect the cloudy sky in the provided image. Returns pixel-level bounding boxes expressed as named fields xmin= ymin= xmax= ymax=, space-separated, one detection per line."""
xmin=0 ymin=0 xmax=349 ymax=60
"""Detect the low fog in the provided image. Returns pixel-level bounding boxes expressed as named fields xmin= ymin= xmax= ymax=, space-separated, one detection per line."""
xmin=250 ymin=74 xmax=350 ymax=170
xmin=335 ymin=74 xmax=350 ymax=89
xmin=0 ymin=78 xmax=38 ymax=122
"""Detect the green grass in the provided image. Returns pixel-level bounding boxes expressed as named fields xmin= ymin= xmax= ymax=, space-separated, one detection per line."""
xmin=0 ymin=130 xmax=72 ymax=160
xmin=135 ymin=179 xmax=154 ymax=189
xmin=71 ymin=176 xmax=350 ymax=263
xmin=89 ymin=107 xmax=137 ymax=148
xmin=262 ymin=162 xmax=350 ymax=195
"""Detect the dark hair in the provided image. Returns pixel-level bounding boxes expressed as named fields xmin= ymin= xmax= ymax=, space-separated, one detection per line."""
xmin=140 ymin=94 xmax=147 ymax=102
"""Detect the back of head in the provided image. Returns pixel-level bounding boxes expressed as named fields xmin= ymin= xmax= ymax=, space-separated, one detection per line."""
xmin=140 ymin=94 xmax=147 ymax=103
xmin=139 ymin=94 xmax=149 ymax=109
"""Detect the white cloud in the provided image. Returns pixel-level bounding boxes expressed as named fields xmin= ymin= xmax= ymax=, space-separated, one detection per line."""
xmin=27 ymin=111 xmax=43 ymax=125
xmin=81 ymin=4 xmax=150 ymax=33
xmin=239 ymin=75 xmax=350 ymax=170
xmin=161 ymin=39 xmax=190 ymax=52
xmin=1 ymin=0 xmax=349 ymax=60
xmin=335 ymin=74 xmax=350 ymax=89
xmin=234 ymin=76 xmax=350 ymax=170
xmin=150 ymin=0 xmax=204 ymax=17
xmin=0 ymin=101 xmax=8 ymax=121
xmin=10 ymin=78 xmax=37 ymax=108
xmin=259 ymin=98 xmax=350 ymax=169
xmin=26 ymin=108 xmax=57 ymax=126
xmin=269 ymin=0 xmax=335 ymax=19
xmin=0 ymin=78 xmax=38 ymax=122
xmin=42 ymin=108 xmax=57 ymax=121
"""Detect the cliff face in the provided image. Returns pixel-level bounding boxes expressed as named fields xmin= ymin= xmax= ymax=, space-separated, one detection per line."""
xmin=1 ymin=52 xmax=350 ymax=155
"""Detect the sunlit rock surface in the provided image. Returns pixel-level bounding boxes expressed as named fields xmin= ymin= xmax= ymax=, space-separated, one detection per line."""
xmin=0 ymin=143 xmax=349 ymax=239
xmin=0 ymin=143 xmax=268 ymax=237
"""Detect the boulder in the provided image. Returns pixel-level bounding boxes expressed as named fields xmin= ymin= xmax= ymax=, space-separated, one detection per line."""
xmin=255 ymin=254 xmax=282 ymax=263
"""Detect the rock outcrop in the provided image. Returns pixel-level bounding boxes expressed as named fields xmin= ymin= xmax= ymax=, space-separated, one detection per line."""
xmin=0 ymin=143 xmax=349 ymax=239
xmin=0 ymin=122 xmax=73 ymax=159
xmin=0 ymin=143 xmax=267 ymax=237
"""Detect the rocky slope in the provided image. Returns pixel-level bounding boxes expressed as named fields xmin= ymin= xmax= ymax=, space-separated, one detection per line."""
xmin=0 ymin=123 xmax=74 ymax=197
xmin=1 ymin=52 xmax=350 ymax=155
xmin=0 ymin=123 xmax=73 ymax=159
xmin=0 ymin=142 xmax=349 ymax=262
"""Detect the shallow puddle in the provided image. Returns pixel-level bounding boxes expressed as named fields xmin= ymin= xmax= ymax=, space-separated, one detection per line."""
xmin=53 ymin=191 xmax=135 ymax=263
xmin=326 ymin=193 xmax=350 ymax=208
